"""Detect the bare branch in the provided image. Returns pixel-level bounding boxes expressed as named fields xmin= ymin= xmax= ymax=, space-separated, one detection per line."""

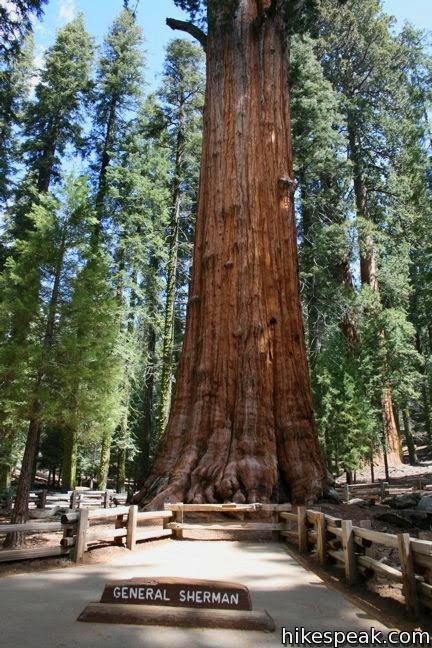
xmin=166 ymin=18 xmax=207 ymax=51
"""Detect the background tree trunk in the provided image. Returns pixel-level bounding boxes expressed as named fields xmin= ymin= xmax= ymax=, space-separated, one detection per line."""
xmin=62 ymin=427 xmax=77 ymax=491
xmin=4 ymin=416 xmax=39 ymax=547
xmin=402 ymin=407 xmax=419 ymax=466
xmin=0 ymin=464 xmax=11 ymax=490
xmin=155 ymin=103 xmax=185 ymax=440
xmin=135 ymin=0 xmax=326 ymax=508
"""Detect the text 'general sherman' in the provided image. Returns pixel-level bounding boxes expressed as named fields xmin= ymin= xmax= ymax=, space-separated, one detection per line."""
xmin=101 ymin=578 xmax=252 ymax=610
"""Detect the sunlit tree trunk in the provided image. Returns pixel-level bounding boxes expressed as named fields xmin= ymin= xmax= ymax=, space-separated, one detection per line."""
xmin=402 ymin=407 xmax=419 ymax=466
xmin=98 ymin=430 xmax=112 ymax=490
xmin=156 ymin=104 xmax=185 ymax=440
xmin=135 ymin=0 xmax=326 ymax=508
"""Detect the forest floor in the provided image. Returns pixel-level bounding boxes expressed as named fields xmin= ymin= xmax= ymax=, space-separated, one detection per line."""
xmin=355 ymin=445 xmax=432 ymax=484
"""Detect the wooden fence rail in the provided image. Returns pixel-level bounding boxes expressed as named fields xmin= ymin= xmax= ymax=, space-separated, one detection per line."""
xmin=279 ymin=506 xmax=432 ymax=618
xmin=0 ymin=489 xmax=127 ymax=511
xmin=336 ymin=482 xmax=390 ymax=503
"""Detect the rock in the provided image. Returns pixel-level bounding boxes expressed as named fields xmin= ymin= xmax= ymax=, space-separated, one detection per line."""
xmin=28 ymin=506 xmax=61 ymax=519
xmin=321 ymin=488 xmax=342 ymax=504
xmin=326 ymin=470 xmax=336 ymax=487
xmin=375 ymin=512 xmax=413 ymax=530
xmin=28 ymin=506 xmax=70 ymax=519
xmin=348 ymin=498 xmax=368 ymax=506
xmin=381 ymin=493 xmax=422 ymax=510
xmin=418 ymin=496 xmax=432 ymax=513
xmin=376 ymin=509 xmax=431 ymax=530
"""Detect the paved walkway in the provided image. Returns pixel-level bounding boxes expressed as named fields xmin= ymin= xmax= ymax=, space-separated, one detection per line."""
xmin=0 ymin=540 xmax=390 ymax=648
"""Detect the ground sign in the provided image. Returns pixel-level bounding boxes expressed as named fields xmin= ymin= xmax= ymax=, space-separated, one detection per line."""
xmin=78 ymin=576 xmax=274 ymax=631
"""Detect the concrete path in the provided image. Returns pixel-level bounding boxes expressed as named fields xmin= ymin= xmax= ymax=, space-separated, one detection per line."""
xmin=0 ymin=540 xmax=390 ymax=648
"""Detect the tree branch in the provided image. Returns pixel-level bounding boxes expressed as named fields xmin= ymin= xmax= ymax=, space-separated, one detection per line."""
xmin=166 ymin=18 xmax=207 ymax=51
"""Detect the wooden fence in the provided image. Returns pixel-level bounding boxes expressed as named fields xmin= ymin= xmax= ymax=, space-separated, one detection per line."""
xmin=336 ymin=480 xmax=432 ymax=503
xmin=0 ymin=489 xmax=127 ymax=511
xmin=339 ymin=482 xmax=390 ymax=502
xmin=279 ymin=506 xmax=432 ymax=618
xmin=0 ymin=500 xmax=431 ymax=618
xmin=0 ymin=505 xmax=170 ymax=565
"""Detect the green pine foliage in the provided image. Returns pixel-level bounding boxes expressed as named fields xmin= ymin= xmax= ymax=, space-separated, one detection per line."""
xmin=10 ymin=14 xmax=94 ymax=240
xmin=0 ymin=0 xmax=47 ymax=59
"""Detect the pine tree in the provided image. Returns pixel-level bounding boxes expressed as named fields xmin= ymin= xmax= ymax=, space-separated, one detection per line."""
xmin=0 ymin=34 xmax=33 ymax=209
xmin=88 ymin=8 xmax=145 ymax=486
xmin=92 ymin=7 xmax=145 ymax=238
xmin=108 ymin=99 xmax=171 ymax=488
xmin=11 ymin=14 xmax=94 ymax=237
xmin=1 ymin=190 xmax=70 ymax=541
xmin=0 ymin=0 xmax=47 ymax=60
xmin=155 ymin=39 xmax=205 ymax=440
xmin=54 ymin=245 xmax=123 ymax=491
xmin=290 ymin=35 xmax=376 ymax=475
xmin=316 ymin=0 xmax=422 ymax=470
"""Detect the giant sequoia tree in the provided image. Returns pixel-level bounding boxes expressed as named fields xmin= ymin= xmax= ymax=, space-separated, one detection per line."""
xmin=135 ymin=0 xmax=328 ymax=508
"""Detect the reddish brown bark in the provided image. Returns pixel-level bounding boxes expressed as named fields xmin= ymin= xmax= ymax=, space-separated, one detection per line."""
xmin=135 ymin=1 xmax=326 ymax=508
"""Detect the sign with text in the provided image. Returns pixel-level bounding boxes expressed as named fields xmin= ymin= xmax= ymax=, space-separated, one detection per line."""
xmin=101 ymin=577 xmax=252 ymax=610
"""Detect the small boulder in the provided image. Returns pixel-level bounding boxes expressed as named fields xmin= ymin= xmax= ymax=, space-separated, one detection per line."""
xmin=28 ymin=506 xmax=71 ymax=519
xmin=418 ymin=496 xmax=432 ymax=513
xmin=381 ymin=493 xmax=422 ymax=510
xmin=375 ymin=511 xmax=413 ymax=530
xmin=348 ymin=498 xmax=368 ymax=506
xmin=321 ymin=488 xmax=342 ymax=504
xmin=376 ymin=509 xmax=430 ymax=530
xmin=28 ymin=506 xmax=62 ymax=519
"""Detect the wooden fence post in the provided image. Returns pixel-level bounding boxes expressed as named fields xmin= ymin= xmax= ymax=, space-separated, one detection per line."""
xmin=126 ymin=505 xmax=138 ymax=550
xmin=316 ymin=512 xmax=327 ymax=565
xmin=103 ymin=490 xmax=109 ymax=509
xmin=173 ymin=503 xmax=184 ymax=540
xmin=70 ymin=490 xmax=78 ymax=510
xmin=114 ymin=512 xmax=126 ymax=545
xmin=380 ymin=482 xmax=389 ymax=500
xmin=38 ymin=490 xmax=47 ymax=509
xmin=341 ymin=519 xmax=357 ymax=585
xmin=297 ymin=507 xmax=308 ymax=553
xmin=74 ymin=508 xmax=89 ymax=564
xmin=344 ymin=484 xmax=350 ymax=503
xmin=398 ymin=533 xmax=420 ymax=617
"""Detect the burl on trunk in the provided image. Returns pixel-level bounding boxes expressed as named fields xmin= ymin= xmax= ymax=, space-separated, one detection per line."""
xmin=135 ymin=0 xmax=327 ymax=508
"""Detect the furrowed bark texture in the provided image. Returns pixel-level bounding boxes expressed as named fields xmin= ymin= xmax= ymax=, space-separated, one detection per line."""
xmin=136 ymin=0 xmax=326 ymax=508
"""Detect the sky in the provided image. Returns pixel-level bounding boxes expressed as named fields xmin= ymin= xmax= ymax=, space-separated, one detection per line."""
xmin=29 ymin=0 xmax=432 ymax=91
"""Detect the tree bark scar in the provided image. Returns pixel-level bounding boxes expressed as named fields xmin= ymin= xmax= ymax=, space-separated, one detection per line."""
xmin=254 ymin=0 xmax=272 ymax=29
xmin=278 ymin=175 xmax=296 ymax=209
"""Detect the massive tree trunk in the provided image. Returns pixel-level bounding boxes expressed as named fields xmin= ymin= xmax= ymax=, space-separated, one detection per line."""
xmin=134 ymin=0 xmax=326 ymax=508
